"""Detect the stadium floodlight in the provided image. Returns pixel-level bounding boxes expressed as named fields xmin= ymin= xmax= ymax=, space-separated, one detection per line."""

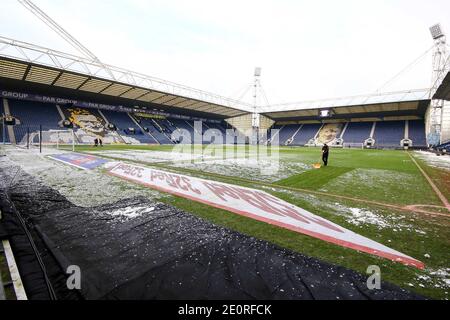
xmin=429 ymin=24 xmax=444 ymax=40
xmin=254 ymin=67 xmax=262 ymax=77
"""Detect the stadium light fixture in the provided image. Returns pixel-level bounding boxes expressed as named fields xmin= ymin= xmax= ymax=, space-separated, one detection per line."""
xmin=254 ymin=67 xmax=262 ymax=77
xmin=429 ymin=24 xmax=444 ymax=40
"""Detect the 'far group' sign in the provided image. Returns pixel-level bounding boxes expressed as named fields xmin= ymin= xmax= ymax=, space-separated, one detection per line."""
xmin=107 ymin=162 xmax=424 ymax=269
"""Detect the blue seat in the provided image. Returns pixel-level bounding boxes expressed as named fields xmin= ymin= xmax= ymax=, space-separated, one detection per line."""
xmin=408 ymin=120 xmax=427 ymax=147
xmin=277 ymin=124 xmax=301 ymax=145
xmin=374 ymin=121 xmax=405 ymax=147
xmin=102 ymin=110 xmax=157 ymax=143
xmin=8 ymin=100 xmax=61 ymax=142
xmin=136 ymin=117 xmax=173 ymax=144
xmin=292 ymin=124 xmax=322 ymax=145
xmin=342 ymin=122 xmax=373 ymax=144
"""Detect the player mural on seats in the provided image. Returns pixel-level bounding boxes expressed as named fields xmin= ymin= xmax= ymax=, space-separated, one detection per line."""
xmin=64 ymin=108 xmax=125 ymax=144
xmin=316 ymin=123 xmax=343 ymax=145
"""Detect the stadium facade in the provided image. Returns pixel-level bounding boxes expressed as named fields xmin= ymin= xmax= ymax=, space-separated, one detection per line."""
xmin=1 ymin=26 xmax=450 ymax=149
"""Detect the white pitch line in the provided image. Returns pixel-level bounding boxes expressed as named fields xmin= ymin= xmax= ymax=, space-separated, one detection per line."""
xmin=2 ymin=240 xmax=27 ymax=300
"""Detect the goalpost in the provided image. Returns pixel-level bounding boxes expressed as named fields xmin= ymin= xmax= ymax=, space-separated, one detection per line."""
xmin=18 ymin=128 xmax=76 ymax=152
xmin=342 ymin=142 xmax=364 ymax=149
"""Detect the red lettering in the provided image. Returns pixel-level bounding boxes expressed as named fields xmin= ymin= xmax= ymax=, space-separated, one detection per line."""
xmin=234 ymin=188 xmax=310 ymax=224
xmin=203 ymin=182 xmax=240 ymax=201
xmin=164 ymin=173 xmax=178 ymax=189
xmin=181 ymin=177 xmax=201 ymax=195
xmin=259 ymin=193 xmax=344 ymax=233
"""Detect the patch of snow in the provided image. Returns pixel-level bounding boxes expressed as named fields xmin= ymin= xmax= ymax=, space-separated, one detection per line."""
xmin=428 ymin=268 xmax=450 ymax=288
xmin=87 ymin=149 xmax=214 ymax=163
xmin=171 ymin=156 xmax=310 ymax=182
xmin=108 ymin=206 xmax=155 ymax=219
xmin=320 ymin=168 xmax=422 ymax=204
xmin=0 ymin=146 xmax=160 ymax=207
xmin=414 ymin=151 xmax=450 ymax=171
xmin=262 ymin=183 xmax=423 ymax=232
xmin=346 ymin=207 xmax=390 ymax=228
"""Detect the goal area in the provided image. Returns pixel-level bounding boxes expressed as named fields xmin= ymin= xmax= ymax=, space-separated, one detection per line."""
xmin=18 ymin=128 xmax=76 ymax=151
xmin=342 ymin=142 xmax=364 ymax=149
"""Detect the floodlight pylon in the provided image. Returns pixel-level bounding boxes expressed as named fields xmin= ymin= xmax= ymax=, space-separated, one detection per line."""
xmin=428 ymin=23 xmax=450 ymax=145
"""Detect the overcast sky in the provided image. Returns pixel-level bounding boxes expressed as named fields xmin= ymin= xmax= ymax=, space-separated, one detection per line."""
xmin=1 ymin=0 xmax=449 ymax=105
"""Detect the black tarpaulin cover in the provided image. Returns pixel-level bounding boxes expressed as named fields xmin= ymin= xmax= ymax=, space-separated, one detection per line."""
xmin=36 ymin=197 xmax=424 ymax=300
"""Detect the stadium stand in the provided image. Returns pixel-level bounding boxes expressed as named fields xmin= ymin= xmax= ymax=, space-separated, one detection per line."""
xmin=291 ymin=124 xmax=322 ymax=146
xmin=171 ymin=119 xmax=195 ymax=136
xmin=0 ymin=99 xmax=10 ymax=143
xmin=408 ymin=120 xmax=427 ymax=147
xmin=186 ymin=120 xmax=204 ymax=135
xmin=169 ymin=119 xmax=228 ymax=144
xmin=101 ymin=110 xmax=157 ymax=144
xmin=342 ymin=122 xmax=373 ymax=144
xmin=0 ymin=98 xmax=432 ymax=148
xmin=169 ymin=119 xmax=190 ymax=132
xmin=203 ymin=123 xmax=227 ymax=144
xmin=159 ymin=119 xmax=178 ymax=137
xmin=134 ymin=116 xmax=172 ymax=144
xmin=214 ymin=122 xmax=228 ymax=133
xmin=8 ymin=100 xmax=61 ymax=142
xmin=277 ymin=124 xmax=300 ymax=145
xmin=373 ymin=121 xmax=405 ymax=148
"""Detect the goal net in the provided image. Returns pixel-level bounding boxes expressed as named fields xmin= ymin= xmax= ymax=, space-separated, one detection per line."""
xmin=342 ymin=142 xmax=364 ymax=149
xmin=18 ymin=129 xmax=76 ymax=151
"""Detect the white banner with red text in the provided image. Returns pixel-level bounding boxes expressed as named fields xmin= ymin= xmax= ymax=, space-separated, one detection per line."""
xmin=107 ymin=162 xmax=424 ymax=269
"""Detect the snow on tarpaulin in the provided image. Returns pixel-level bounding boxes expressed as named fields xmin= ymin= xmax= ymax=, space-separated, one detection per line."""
xmin=107 ymin=162 xmax=424 ymax=269
xmin=48 ymin=153 xmax=109 ymax=170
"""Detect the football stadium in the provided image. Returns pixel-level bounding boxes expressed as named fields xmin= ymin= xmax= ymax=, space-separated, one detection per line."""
xmin=0 ymin=0 xmax=449 ymax=304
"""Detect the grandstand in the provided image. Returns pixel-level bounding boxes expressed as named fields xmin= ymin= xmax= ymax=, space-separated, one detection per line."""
xmin=341 ymin=122 xmax=373 ymax=145
xmin=408 ymin=120 xmax=427 ymax=147
xmin=0 ymin=94 xmax=237 ymax=146
xmin=373 ymin=121 xmax=406 ymax=148
xmin=0 ymin=98 xmax=9 ymax=143
xmin=291 ymin=124 xmax=322 ymax=146
xmin=8 ymin=100 xmax=61 ymax=142
xmin=132 ymin=115 xmax=173 ymax=144
xmin=258 ymin=94 xmax=435 ymax=148
xmin=0 ymin=87 xmax=436 ymax=149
